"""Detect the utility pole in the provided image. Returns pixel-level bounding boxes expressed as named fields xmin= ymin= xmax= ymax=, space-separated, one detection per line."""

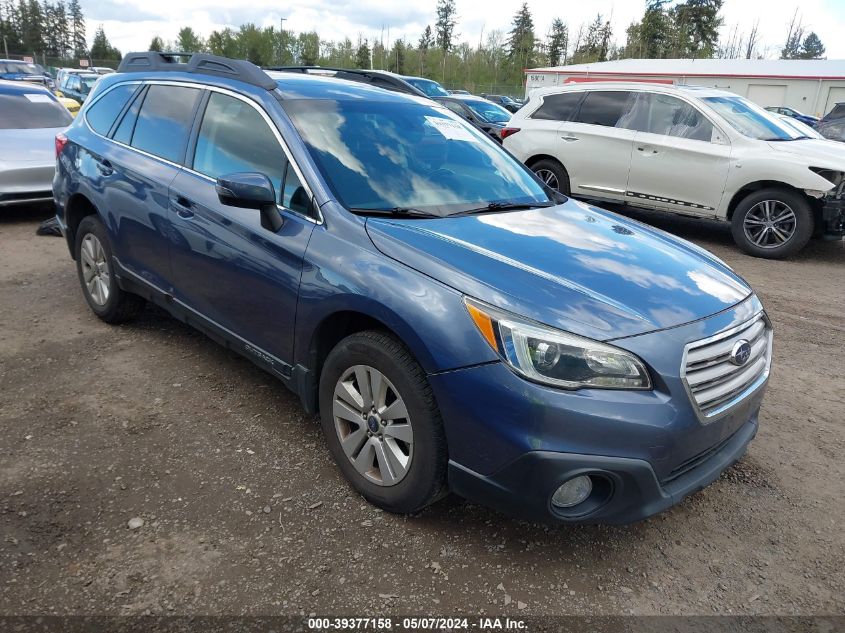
xmin=279 ymin=17 xmax=286 ymax=65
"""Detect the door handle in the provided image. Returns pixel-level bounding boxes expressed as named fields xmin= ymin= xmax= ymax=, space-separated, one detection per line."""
xmin=636 ymin=147 xmax=659 ymax=155
xmin=96 ymin=158 xmax=113 ymax=176
xmin=171 ymin=194 xmax=195 ymax=219
xmin=560 ymin=134 xmax=579 ymax=142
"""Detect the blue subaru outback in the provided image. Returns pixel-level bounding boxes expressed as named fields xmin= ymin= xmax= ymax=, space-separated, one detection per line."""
xmin=53 ymin=53 xmax=773 ymax=523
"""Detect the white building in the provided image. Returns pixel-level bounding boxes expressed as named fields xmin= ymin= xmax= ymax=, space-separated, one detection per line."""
xmin=525 ymin=58 xmax=845 ymax=118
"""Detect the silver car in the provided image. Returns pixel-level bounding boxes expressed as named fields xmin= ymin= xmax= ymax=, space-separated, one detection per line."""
xmin=0 ymin=80 xmax=72 ymax=207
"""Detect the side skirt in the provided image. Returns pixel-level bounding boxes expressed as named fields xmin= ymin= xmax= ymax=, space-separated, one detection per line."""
xmin=113 ymin=258 xmax=317 ymax=414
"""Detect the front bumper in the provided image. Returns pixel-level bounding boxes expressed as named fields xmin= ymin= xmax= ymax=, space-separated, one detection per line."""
xmin=820 ymin=197 xmax=845 ymax=239
xmin=430 ymin=296 xmax=768 ymax=523
xmin=449 ymin=415 xmax=757 ymax=524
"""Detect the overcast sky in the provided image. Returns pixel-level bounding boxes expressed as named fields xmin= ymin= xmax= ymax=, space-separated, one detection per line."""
xmin=82 ymin=0 xmax=845 ymax=61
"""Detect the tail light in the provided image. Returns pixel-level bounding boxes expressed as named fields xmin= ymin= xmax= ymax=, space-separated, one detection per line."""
xmin=55 ymin=133 xmax=68 ymax=158
xmin=499 ymin=127 xmax=521 ymax=140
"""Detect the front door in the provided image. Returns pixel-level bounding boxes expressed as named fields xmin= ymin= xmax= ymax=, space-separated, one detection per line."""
xmin=168 ymin=91 xmax=316 ymax=365
xmin=625 ymin=93 xmax=730 ymax=216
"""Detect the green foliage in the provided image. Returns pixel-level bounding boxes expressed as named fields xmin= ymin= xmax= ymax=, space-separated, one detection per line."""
xmin=435 ymin=0 xmax=457 ymax=52
xmin=572 ymin=13 xmax=612 ymax=63
xmin=176 ymin=26 xmax=205 ymax=53
xmin=547 ymin=18 xmax=567 ymax=67
xmin=89 ymin=24 xmax=120 ymax=60
xmin=355 ymin=37 xmax=370 ymax=69
xmin=797 ymin=32 xmax=825 ymax=59
xmin=148 ymin=36 xmax=164 ymax=52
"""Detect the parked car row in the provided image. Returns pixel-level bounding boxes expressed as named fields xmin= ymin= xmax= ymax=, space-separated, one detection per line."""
xmin=51 ymin=52 xmax=775 ymax=525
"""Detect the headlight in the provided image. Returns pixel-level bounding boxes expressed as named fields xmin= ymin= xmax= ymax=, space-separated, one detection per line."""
xmin=465 ymin=298 xmax=651 ymax=390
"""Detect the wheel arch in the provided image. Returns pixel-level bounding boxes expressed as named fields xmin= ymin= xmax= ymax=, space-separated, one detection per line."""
xmin=726 ymin=180 xmax=819 ymax=222
xmin=297 ymin=306 xmax=435 ymax=415
xmin=64 ymin=193 xmax=101 ymax=259
xmin=525 ymin=154 xmax=565 ymax=170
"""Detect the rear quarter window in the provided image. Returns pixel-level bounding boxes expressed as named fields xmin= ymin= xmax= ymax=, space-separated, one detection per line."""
xmin=531 ymin=92 xmax=583 ymax=121
xmin=85 ymin=84 xmax=137 ymax=135
xmin=130 ymin=84 xmax=201 ymax=163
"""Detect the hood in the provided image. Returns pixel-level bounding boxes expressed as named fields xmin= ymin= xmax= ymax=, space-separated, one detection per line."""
xmin=366 ymin=199 xmax=752 ymax=340
xmin=767 ymin=138 xmax=845 ymax=167
xmin=0 ymin=127 xmax=63 ymax=162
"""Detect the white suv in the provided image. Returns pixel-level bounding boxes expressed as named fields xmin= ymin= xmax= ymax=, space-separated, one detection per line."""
xmin=503 ymin=83 xmax=845 ymax=258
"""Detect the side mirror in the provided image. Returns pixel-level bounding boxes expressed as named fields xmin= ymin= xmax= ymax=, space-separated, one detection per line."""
xmin=216 ymin=172 xmax=283 ymax=232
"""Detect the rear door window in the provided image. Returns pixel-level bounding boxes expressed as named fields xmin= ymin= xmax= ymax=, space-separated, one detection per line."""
xmin=86 ymin=84 xmax=137 ymax=135
xmin=574 ymin=91 xmax=636 ymax=127
xmin=130 ymin=84 xmax=201 ymax=163
xmin=531 ymin=92 xmax=584 ymax=121
xmin=192 ymin=92 xmax=286 ymax=202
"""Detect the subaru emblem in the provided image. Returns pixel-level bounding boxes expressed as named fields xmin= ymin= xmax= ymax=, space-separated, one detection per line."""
xmin=729 ymin=340 xmax=752 ymax=366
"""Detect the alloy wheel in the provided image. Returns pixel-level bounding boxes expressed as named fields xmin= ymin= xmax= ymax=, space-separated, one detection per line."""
xmin=80 ymin=233 xmax=110 ymax=306
xmin=743 ymin=200 xmax=797 ymax=249
xmin=534 ymin=168 xmax=560 ymax=191
xmin=332 ymin=365 xmax=413 ymax=486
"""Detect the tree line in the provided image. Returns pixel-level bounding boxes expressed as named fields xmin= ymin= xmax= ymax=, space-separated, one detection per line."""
xmin=0 ymin=0 xmax=121 ymax=60
xmin=2 ymin=0 xmax=828 ymax=90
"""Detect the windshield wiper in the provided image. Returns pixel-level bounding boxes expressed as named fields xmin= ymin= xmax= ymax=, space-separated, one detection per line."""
xmin=450 ymin=201 xmax=554 ymax=216
xmin=349 ymin=206 xmax=440 ymax=218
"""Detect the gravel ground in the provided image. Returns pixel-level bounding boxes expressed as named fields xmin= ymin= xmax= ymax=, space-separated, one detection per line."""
xmin=1 ymin=205 xmax=843 ymax=617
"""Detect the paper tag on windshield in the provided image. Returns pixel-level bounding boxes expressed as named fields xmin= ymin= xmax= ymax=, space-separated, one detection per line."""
xmin=24 ymin=93 xmax=53 ymax=103
xmin=424 ymin=116 xmax=478 ymax=142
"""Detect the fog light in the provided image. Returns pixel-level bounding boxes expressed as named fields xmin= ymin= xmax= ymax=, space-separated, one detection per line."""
xmin=552 ymin=476 xmax=593 ymax=509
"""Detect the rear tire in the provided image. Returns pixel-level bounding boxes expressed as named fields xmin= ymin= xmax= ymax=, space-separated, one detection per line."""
xmin=75 ymin=215 xmax=145 ymax=323
xmin=730 ymin=188 xmax=813 ymax=259
xmin=530 ymin=158 xmax=571 ymax=196
xmin=318 ymin=331 xmax=448 ymax=514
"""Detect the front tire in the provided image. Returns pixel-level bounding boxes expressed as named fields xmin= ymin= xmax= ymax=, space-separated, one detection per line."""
xmin=75 ymin=215 xmax=145 ymax=323
xmin=731 ymin=188 xmax=814 ymax=259
xmin=318 ymin=331 xmax=448 ymax=514
xmin=530 ymin=158 xmax=571 ymax=196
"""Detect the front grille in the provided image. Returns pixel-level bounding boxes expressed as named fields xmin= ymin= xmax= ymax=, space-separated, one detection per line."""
xmin=681 ymin=312 xmax=772 ymax=420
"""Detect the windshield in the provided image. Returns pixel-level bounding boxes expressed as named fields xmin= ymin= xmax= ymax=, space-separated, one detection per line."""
xmin=464 ymin=99 xmax=511 ymax=124
xmin=0 ymin=93 xmax=73 ymax=129
xmin=79 ymin=75 xmax=98 ymax=90
xmin=778 ymin=116 xmax=822 ymax=139
xmin=283 ymin=99 xmax=549 ymax=216
xmin=703 ymin=95 xmax=803 ymax=140
xmin=0 ymin=61 xmax=39 ymax=75
xmin=405 ymin=77 xmax=449 ymax=97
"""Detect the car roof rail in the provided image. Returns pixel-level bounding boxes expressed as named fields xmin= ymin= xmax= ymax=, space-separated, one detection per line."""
xmin=117 ymin=52 xmax=277 ymax=91
xmin=266 ymin=65 xmax=426 ymax=97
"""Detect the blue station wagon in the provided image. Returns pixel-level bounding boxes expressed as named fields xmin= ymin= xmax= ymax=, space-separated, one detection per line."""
xmin=53 ymin=53 xmax=773 ymax=523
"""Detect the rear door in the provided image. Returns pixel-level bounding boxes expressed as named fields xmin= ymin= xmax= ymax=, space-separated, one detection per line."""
xmin=99 ymin=82 xmax=203 ymax=290
xmin=559 ymin=90 xmax=638 ymax=201
xmin=168 ymin=90 xmax=316 ymax=365
xmin=625 ymin=93 xmax=730 ymax=216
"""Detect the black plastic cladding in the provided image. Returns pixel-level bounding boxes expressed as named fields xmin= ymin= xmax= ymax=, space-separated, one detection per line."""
xmin=117 ymin=52 xmax=277 ymax=91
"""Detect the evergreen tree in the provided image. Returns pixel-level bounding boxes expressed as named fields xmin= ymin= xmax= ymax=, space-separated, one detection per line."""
xmin=67 ymin=0 xmax=84 ymax=56
xmin=547 ymin=18 xmax=567 ymax=67
xmin=148 ymin=35 xmax=164 ymax=52
xmin=798 ymin=32 xmax=825 ymax=59
xmin=417 ymin=25 xmax=433 ymax=75
xmin=355 ymin=37 xmax=369 ymax=69
xmin=626 ymin=0 xmax=671 ymax=59
xmin=297 ymin=31 xmax=319 ymax=65
xmin=507 ymin=2 xmax=535 ymax=66
xmin=388 ymin=39 xmax=406 ymax=74
xmin=89 ymin=24 xmax=120 ymax=60
xmin=434 ymin=0 xmax=456 ymax=52
xmin=672 ymin=0 xmax=723 ymax=58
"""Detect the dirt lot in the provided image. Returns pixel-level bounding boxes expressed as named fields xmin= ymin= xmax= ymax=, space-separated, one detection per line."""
xmin=1 ymin=205 xmax=843 ymax=617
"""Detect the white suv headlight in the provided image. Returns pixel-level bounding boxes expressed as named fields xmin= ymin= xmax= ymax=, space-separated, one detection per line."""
xmin=465 ymin=298 xmax=651 ymax=390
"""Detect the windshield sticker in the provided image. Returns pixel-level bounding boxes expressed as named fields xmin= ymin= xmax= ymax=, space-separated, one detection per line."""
xmin=424 ymin=116 xmax=478 ymax=142
xmin=24 ymin=93 xmax=52 ymax=103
